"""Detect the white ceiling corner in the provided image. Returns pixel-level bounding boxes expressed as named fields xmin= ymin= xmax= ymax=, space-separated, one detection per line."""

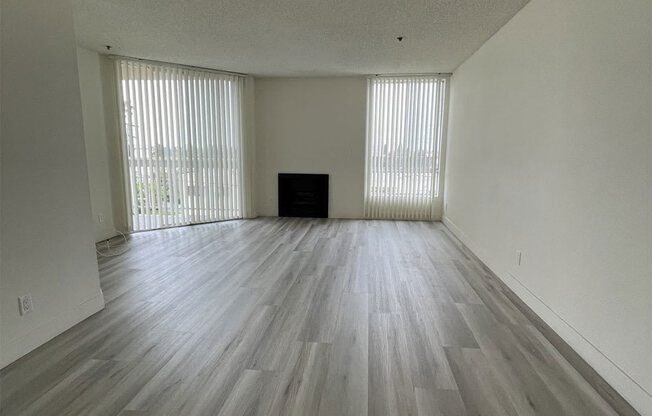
xmin=73 ymin=0 xmax=530 ymax=77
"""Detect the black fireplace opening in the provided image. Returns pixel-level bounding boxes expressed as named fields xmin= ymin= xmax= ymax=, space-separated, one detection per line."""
xmin=278 ymin=173 xmax=329 ymax=218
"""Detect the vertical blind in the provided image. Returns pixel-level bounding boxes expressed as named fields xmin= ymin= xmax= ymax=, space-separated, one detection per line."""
xmin=364 ymin=76 xmax=448 ymax=220
xmin=115 ymin=58 xmax=248 ymax=231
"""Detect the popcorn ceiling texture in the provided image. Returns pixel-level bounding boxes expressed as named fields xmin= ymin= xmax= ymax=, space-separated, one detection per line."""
xmin=73 ymin=0 xmax=530 ymax=76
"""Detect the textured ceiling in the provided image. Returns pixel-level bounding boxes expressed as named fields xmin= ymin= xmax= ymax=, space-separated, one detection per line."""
xmin=73 ymin=0 xmax=530 ymax=77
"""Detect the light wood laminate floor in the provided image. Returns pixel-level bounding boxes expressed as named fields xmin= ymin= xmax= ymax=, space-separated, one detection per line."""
xmin=0 ymin=218 xmax=622 ymax=416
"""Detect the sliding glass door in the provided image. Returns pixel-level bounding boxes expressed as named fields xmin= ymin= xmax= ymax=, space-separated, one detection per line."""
xmin=364 ymin=76 xmax=449 ymax=220
xmin=114 ymin=58 xmax=248 ymax=231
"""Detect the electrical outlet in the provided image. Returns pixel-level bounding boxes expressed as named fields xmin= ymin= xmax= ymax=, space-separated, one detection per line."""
xmin=515 ymin=250 xmax=522 ymax=266
xmin=98 ymin=213 xmax=105 ymax=224
xmin=18 ymin=295 xmax=33 ymax=315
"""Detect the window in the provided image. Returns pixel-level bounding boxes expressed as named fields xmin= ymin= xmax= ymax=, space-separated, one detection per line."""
xmin=114 ymin=58 xmax=247 ymax=231
xmin=364 ymin=76 xmax=448 ymax=220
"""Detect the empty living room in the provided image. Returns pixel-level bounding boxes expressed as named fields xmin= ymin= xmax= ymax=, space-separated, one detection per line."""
xmin=0 ymin=0 xmax=650 ymax=415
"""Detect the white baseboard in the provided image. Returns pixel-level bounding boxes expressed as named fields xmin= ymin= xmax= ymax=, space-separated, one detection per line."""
xmin=442 ymin=215 xmax=651 ymax=416
xmin=0 ymin=290 xmax=105 ymax=369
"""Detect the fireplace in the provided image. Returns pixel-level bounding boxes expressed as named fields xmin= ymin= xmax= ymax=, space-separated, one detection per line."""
xmin=278 ymin=173 xmax=329 ymax=218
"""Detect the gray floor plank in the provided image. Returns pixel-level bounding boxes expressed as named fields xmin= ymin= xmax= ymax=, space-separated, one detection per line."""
xmin=0 ymin=217 xmax=626 ymax=416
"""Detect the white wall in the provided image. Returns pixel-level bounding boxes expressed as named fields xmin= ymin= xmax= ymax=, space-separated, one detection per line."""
xmin=255 ymin=77 xmax=366 ymax=218
xmin=0 ymin=0 xmax=105 ymax=368
xmin=443 ymin=0 xmax=652 ymax=413
xmin=77 ymin=47 xmax=116 ymax=242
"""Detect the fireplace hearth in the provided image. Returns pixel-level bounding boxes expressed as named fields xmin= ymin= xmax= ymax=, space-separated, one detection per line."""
xmin=278 ymin=173 xmax=328 ymax=218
